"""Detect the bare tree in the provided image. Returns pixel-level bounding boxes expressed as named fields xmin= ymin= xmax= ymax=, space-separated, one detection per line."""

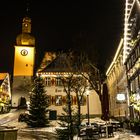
xmin=55 ymin=51 xmax=78 ymax=140
xmin=61 ymin=74 xmax=76 ymax=140
xmin=71 ymin=76 xmax=88 ymax=136
xmin=75 ymin=52 xmax=109 ymax=120
xmin=57 ymin=51 xmax=89 ymax=139
xmin=56 ymin=50 xmax=109 ymax=140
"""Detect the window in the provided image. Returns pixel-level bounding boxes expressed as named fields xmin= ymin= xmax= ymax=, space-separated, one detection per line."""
xmin=55 ymin=95 xmax=62 ymax=106
xmin=45 ymin=77 xmax=51 ymax=86
xmin=56 ymin=77 xmax=62 ymax=86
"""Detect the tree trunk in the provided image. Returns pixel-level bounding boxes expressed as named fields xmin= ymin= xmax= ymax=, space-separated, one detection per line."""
xmin=100 ymin=83 xmax=109 ymax=120
xmin=77 ymin=94 xmax=81 ymax=137
xmin=67 ymin=92 xmax=73 ymax=140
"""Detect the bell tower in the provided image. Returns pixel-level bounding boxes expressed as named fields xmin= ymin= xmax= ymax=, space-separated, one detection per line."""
xmin=12 ymin=16 xmax=35 ymax=108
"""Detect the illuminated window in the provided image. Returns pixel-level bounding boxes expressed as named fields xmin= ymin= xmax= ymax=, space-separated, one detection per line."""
xmin=56 ymin=77 xmax=62 ymax=86
xmin=45 ymin=77 xmax=51 ymax=86
xmin=55 ymin=95 xmax=62 ymax=106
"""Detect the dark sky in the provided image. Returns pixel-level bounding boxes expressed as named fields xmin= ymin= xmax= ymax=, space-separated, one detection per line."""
xmin=0 ymin=0 xmax=124 ymax=73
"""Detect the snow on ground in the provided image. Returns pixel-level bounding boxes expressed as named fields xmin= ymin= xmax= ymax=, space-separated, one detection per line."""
xmin=3 ymin=121 xmax=140 ymax=140
xmin=1 ymin=109 xmax=140 ymax=139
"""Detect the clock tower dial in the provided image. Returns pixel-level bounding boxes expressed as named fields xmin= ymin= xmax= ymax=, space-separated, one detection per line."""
xmin=21 ymin=49 xmax=28 ymax=56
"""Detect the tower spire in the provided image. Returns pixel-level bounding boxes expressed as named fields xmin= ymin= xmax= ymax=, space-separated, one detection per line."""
xmin=26 ymin=0 xmax=30 ymax=17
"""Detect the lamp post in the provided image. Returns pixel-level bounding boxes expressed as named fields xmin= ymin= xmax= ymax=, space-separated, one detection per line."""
xmin=86 ymin=90 xmax=90 ymax=126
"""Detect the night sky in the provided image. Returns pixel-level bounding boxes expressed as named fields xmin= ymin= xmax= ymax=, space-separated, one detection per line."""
xmin=0 ymin=0 xmax=124 ymax=74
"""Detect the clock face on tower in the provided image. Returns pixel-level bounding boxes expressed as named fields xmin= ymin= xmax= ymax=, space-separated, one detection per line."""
xmin=20 ymin=49 xmax=28 ymax=56
xmin=14 ymin=46 xmax=35 ymax=76
xmin=21 ymin=49 xmax=28 ymax=56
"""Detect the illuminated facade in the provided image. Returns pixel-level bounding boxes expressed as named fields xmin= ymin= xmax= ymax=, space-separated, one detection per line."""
xmin=123 ymin=0 xmax=140 ymax=63
xmin=12 ymin=16 xmax=35 ymax=107
xmin=123 ymin=0 xmax=135 ymax=63
xmin=37 ymin=52 xmax=102 ymax=116
xmin=124 ymin=0 xmax=140 ymax=119
xmin=0 ymin=73 xmax=11 ymax=112
xmin=106 ymin=39 xmax=129 ymax=118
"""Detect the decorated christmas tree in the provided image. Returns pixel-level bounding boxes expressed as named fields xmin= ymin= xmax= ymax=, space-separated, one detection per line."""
xmin=27 ymin=76 xmax=49 ymax=127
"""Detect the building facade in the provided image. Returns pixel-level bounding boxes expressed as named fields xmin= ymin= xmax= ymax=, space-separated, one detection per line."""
xmin=37 ymin=52 xmax=102 ymax=117
xmin=124 ymin=0 xmax=140 ymax=119
xmin=0 ymin=73 xmax=11 ymax=112
xmin=106 ymin=39 xmax=129 ymax=119
xmin=123 ymin=0 xmax=135 ymax=63
xmin=106 ymin=0 xmax=140 ymax=120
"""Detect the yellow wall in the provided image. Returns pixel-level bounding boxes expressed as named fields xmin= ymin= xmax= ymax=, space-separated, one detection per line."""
xmin=0 ymin=73 xmax=7 ymax=80
xmin=45 ymin=86 xmax=101 ymax=116
xmin=106 ymin=39 xmax=129 ymax=118
xmin=13 ymin=46 xmax=35 ymax=76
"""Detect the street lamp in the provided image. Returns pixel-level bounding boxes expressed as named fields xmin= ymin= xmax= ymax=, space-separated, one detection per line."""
xmin=86 ymin=90 xmax=90 ymax=126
